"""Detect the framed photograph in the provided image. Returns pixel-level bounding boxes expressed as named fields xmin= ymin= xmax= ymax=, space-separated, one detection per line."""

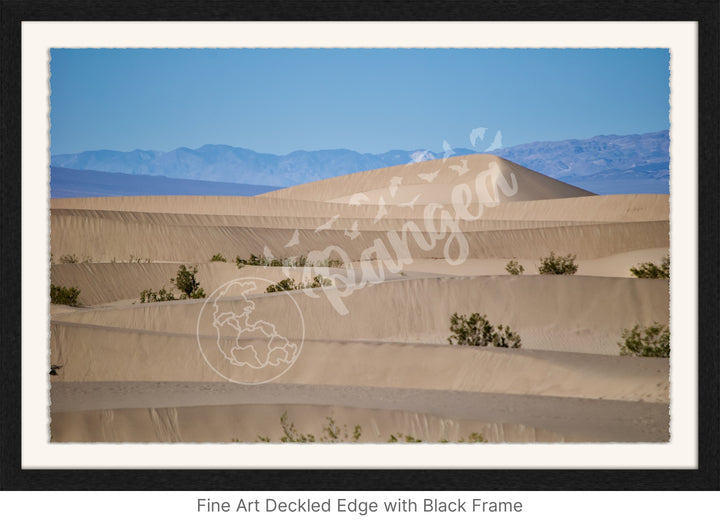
xmin=1 ymin=1 xmax=718 ymax=492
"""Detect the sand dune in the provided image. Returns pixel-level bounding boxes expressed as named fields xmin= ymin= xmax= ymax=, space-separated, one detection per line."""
xmin=50 ymin=397 xmax=668 ymax=443
xmin=50 ymin=212 xmax=667 ymax=264
xmin=51 ymin=275 xmax=669 ymax=355
xmin=266 ymin=154 xmax=595 ymax=203
xmin=51 ymin=192 xmax=667 ymax=222
xmin=49 ymin=155 xmax=671 ymax=443
xmin=51 ymin=401 xmax=579 ymax=443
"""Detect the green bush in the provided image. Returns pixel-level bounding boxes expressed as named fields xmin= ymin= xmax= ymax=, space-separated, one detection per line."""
xmin=618 ymin=323 xmax=670 ymax=358
xmin=171 ymin=264 xmax=205 ymax=299
xmin=50 ymin=284 xmax=81 ymax=306
xmin=448 ymin=312 xmax=521 ymax=348
xmin=236 ymin=253 xmax=343 ymax=269
xmin=210 ymin=253 xmax=227 ymax=262
xmin=236 ymin=253 xmax=288 ymax=268
xmin=265 ymin=278 xmax=297 ymax=293
xmin=538 ymin=252 xmax=578 ymax=275
xmin=265 ymin=275 xmax=332 ymax=293
xmin=139 ymin=264 xmax=205 ymax=302
xmin=505 ymin=259 xmax=524 ymax=275
xmin=140 ymin=287 xmax=176 ymax=303
xmin=315 ymin=257 xmax=344 ymax=268
xmin=272 ymin=412 xmax=362 ymax=443
xmin=253 ymin=412 xmax=483 ymax=443
xmin=630 ymin=256 xmax=669 ymax=279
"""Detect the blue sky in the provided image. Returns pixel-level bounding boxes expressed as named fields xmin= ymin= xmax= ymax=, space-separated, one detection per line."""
xmin=50 ymin=48 xmax=669 ymax=156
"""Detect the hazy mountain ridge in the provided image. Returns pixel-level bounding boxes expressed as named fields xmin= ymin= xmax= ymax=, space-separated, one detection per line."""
xmin=50 ymin=167 xmax=279 ymax=199
xmin=51 ymin=130 xmax=669 ymax=194
xmin=492 ymin=130 xmax=669 ymax=180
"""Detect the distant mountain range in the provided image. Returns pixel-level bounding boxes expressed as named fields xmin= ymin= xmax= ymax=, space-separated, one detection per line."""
xmin=50 ymin=130 xmax=669 ymax=196
xmin=50 ymin=167 xmax=279 ymax=199
xmin=492 ymin=130 xmax=669 ymax=194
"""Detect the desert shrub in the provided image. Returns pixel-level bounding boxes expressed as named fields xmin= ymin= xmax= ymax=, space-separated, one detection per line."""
xmin=505 ymin=258 xmax=524 ymax=275
xmin=59 ymin=254 xmax=79 ymax=264
xmin=272 ymin=412 xmax=362 ymax=443
xmin=50 ymin=284 xmax=80 ymax=306
xmin=618 ymin=323 xmax=670 ymax=358
xmin=139 ymin=265 xmax=205 ymax=302
xmin=236 ymin=253 xmax=343 ymax=269
xmin=254 ymin=412 xmax=483 ymax=443
xmin=630 ymin=256 xmax=669 ymax=279
xmin=210 ymin=253 xmax=227 ymax=262
xmin=171 ymin=264 xmax=205 ymax=299
xmin=447 ymin=312 xmax=521 ymax=348
xmin=315 ymin=257 xmax=344 ymax=268
xmin=307 ymin=275 xmax=332 ymax=288
xmin=265 ymin=278 xmax=297 ymax=293
xmin=236 ymin=253 xmax=276 ymax=267
xmin=388 ymin=434 xmax=422 ymax=443
xmin=265 ymin=275 xmax=331 ymax=293
xmin=538 ymin=252 xmax=578 ymax=275
xmin=140 ymin=287 xmax=176 ymax=303
xmin=492 ymin=324 xmax=522 ymax=348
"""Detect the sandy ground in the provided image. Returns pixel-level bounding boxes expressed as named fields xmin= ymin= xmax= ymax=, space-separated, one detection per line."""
xmin=49 ymin=154 xmax=670 ymax=443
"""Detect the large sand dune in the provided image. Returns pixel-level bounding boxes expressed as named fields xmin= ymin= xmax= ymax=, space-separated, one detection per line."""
xmin=266 ymin=154 xmax=595 ymax=203
xmin=49 ymin=155 xmax=670 ymax=444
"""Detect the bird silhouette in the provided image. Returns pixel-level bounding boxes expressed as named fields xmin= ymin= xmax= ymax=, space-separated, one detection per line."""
xmin=442 ymin=140 xmax=456 ymax=159
xmin=389 ymin=176 xmax=403 ymax=197
xmin=348 ymin=193 xmax=369 ymax=205
xmin=285 ymin=229 xmax=300 ymax=248
xmin=374 ymin=196 xmax=388 ymax=223
xmin=417 ymin=170 xmax=440 ymax=182
xmin=470 ymin=127 xmax=487 ymax=148
xmin=485 ymin=130 xmax=503 ymax=152
xmin=450 ymin=159 xmax=469 ymax=176
xmin=315 ymin=214 xmax=340 ymax=232
xmin=398 ymin=194 xmax=421 ymax=210
xmin=344 ymin=220 xmax=361 ymax=240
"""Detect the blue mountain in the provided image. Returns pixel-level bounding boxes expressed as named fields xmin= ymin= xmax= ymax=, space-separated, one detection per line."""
xmin=50 ymin=167 xmax=279 ymax=198
xmin=50 ymin=130 xmax=669 ymax=195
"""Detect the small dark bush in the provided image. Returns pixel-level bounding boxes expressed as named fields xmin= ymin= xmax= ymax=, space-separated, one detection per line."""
xmin=448 ymin=312 xmax=521 ymax=348
xmin=265 ymin=278 xmax=297 ymax=293
xmin=236 ymin=253 xmax=342 ymax=269
xmin=59 ymin=254 xmax=79 ymax=264
xmin=210 ymin=253 xmax=227 ymax=262
xmin=50 ymin=284 xmax=81 ymax=306
xmin=630 ymin=256 xmax=669 ymax=279
xmin=140 ymin=287 xmax=176 ymax=303
xmin=618 ymin=323 xmax=670 ymax=358
xmin=139 ymin=264 xmax=205 ymax=302
xmin=538 ymin=252 xmax=578 ymax=275
xmin=265 ymin=275 xmax=332 ymax=293
xmin=252 ymin=412 xmax=484 ymax=443
xmin=171 ymin=264 xmax=205 ymax=299
xmin=505 ymin=259 xmax=524 ymax=275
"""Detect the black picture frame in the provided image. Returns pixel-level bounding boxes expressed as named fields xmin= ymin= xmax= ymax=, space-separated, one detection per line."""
xmin=1 ymin=0 xmax=718 ymax=491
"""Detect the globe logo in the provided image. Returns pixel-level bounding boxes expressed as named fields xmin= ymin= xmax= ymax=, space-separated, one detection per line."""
xmin=195 ymin=277 xmax=305 ymax=384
